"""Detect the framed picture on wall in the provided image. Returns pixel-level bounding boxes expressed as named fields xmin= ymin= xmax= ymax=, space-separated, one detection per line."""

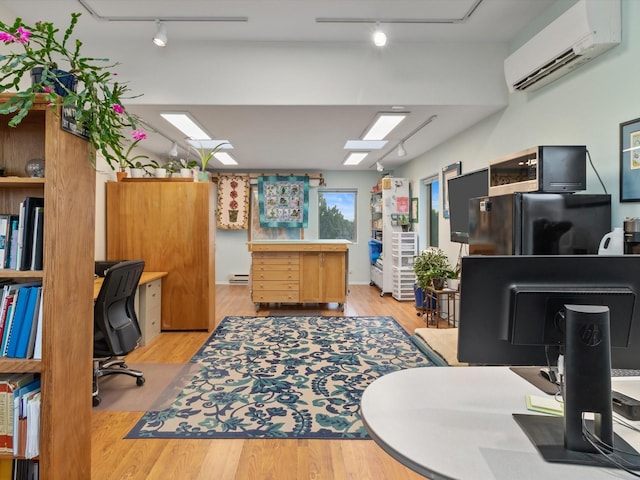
xmin=442 ymin=162 xmax=461 ymax=218
xmin=620 ymin=117 xmax=640 ymax=202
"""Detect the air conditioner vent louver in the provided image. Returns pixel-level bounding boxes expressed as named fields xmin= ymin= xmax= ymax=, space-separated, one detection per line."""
xmin=512 ymin=49 xmax=580 ymax=91
xmin=504 ymin=0 xmax=620 ymax=93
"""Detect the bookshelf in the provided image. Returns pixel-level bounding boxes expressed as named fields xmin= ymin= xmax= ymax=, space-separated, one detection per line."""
xmin=0 ymin=94 xmax=94 ymax=477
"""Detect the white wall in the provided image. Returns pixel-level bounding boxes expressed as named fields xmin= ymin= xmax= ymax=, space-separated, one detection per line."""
xmin=397 ymin=0 xmax=640 ymax=266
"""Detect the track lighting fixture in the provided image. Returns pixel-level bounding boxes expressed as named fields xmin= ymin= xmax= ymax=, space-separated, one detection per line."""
xmin=376 ymin=161 xmax=384 ymax=172
xmin=373 ymin=24 xmax=387 ymax=47
xmin=397 ymin=141 xmax=407 ymax=157
xmin=153 ymin=21 xmax=168 ymax=47
xmin=169 ymin=142 xmax=178 ymax=158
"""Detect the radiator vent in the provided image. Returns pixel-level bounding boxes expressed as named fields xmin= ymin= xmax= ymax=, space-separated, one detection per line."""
xmin=229 ymin=273 xmax=250 ymax=284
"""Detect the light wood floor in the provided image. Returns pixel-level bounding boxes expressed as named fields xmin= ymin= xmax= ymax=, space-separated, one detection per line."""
xmin=91 ymin=284 xmax=448 ymax=480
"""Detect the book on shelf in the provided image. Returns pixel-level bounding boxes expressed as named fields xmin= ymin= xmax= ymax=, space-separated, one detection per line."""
xmin=0 ymin=373 xmax=35 ymax=454
xmin=18 ymin=197 xmax=44 ymax=272
xmin=0 ymin=215 xmax=10 ymax=269
xmin=0 ymin=287 xmax=15 ymax=347
xmin=6 ymin=216 xmax=18 ymax=270
xmin=29 ymin=207 xmax=43 ymax=271
xmin=30 ymin=297 xmax=43 ymax=361
xmin=14 ymin=203 xmax=25 ymax=272
xmin=0 ymin=282 xmax=42 ymax=358
xmin=12 ymin=377 xmax=40 ymax=457
xmin=4 ymin=287 xmax=31 ymax=359
xmin=13 ymin=287 xmax=41 ymax=359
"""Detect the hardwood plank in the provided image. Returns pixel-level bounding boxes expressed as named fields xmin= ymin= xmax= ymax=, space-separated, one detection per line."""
xmin=92 ymin=284 xmax=447 ymax=480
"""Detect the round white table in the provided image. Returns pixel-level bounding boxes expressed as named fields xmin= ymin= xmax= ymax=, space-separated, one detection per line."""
xmin=361 ymin=366 xmax=640 ymax=480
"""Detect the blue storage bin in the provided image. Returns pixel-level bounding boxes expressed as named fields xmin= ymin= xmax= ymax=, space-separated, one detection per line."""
xmin=368 ymin=240 xmax=382 ymax=264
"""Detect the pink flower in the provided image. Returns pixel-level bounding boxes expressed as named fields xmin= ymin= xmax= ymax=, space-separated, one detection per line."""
xmin=42 ymin=86 xmax=52 ymax=93
xmin=130 ymin=129 xmax=147 ymax=141
xmin=112 ymin=104 xmax=124 ymax=114
xmin=0 ymin=32 xmax=15 ymax=43
xmin=15 ymin=27 xmax=31 ymax=44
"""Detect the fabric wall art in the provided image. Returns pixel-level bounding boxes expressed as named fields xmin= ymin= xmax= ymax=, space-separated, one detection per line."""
xmin=217 ymin=175 xmax=250 ymax=229
xmin=257 ymin=175 xmax=309 ymax=228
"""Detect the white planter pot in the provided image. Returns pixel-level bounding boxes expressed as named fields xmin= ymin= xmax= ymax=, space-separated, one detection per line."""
xmin=154 ymin=168 xmax=167 ymax=178
xmin=130 ymin=168 xmax=144 ymax=178
xmin=447 ymin=279 xmax=460 ymax=291
xmin=180 ymin=168 xmax=192 ymax=178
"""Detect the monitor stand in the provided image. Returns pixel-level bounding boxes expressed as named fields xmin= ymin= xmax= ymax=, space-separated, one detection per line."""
xmin=513 ymin=414 xmax=640 ymax=467
xmin=514 ymin=305 xmax=640 ymax=469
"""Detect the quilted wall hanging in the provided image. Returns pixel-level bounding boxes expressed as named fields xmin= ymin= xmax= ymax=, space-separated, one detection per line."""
xmin=257 ymin=175 xmax=309 ymax=228
xmin=217 ymin=175 xmax=250 ymax=229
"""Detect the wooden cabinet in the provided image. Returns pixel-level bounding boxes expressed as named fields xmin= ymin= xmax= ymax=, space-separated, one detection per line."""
xmin=248 ymin=241 xmax=349 ymax=311
xmin=0 ymin=94 xmax=95 ymax=478
xmin=300 ymin=250 xmax=346 ymax=303
xmin=106 ymin=181 xmax=215 ymax=331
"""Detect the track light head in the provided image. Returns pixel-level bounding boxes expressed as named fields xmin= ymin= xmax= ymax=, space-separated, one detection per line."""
xmin=397 ymin=141 xmax=407 ymax=157
xmin=153 ymin=21 xmax=168 ymax=47
xmin=169 ymin=142 xmax=178 ymax=158
xmin=373 ymin=24 xmax=387 ymax=47
xmin=376 ymin=161 xmax=384 ymax=172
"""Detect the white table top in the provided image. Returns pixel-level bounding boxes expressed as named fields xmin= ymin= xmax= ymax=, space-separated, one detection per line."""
xmin=361 ymin=366 xmax=640 ymax=480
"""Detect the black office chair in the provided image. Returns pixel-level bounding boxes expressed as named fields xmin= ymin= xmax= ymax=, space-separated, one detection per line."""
xmin=93 ymin=260 xmax=146 ymax=406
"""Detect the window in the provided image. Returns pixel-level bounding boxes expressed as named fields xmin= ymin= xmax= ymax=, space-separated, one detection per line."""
xmin=318 ymin=189 xmax=357 ymax=242
xmin=420 ymin=176 xmax=439 ymax=249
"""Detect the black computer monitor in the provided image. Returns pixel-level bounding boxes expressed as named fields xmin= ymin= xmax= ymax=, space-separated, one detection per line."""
xmin=447 ymin=168 xmax=488 ymax=244
xmin=458 ymin=255 xmax=640 ymax=468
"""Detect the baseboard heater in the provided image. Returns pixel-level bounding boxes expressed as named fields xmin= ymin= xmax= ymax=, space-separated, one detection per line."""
xmin=229 ymin=273 xmax=250 ymax=284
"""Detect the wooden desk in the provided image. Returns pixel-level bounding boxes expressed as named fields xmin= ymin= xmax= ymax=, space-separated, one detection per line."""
xmin=94 ymin=271 xmax=168 ymax=345
xmin=93 ymin=271 xmax=168 ymax=300
xmin=361 ymin=367 xmax=640 ymax=479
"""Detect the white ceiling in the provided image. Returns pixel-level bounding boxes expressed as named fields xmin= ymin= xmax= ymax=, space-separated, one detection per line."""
xmin=2 ymin=0 xmax=557 ymax=171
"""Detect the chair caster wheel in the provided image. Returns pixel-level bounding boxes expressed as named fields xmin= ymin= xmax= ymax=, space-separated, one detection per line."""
xmin=136 ymin=376 xmax=145 ymax=386
xmin=93 ymin=395 xmax=101 ymax=407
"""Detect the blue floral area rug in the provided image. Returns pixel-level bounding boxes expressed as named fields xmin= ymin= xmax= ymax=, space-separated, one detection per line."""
xmin=126 ymin=315 xmax=431 ymax=440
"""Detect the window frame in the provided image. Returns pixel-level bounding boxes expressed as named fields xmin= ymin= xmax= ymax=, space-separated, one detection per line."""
xmin=317 ymin=188 xmax=358 ymax=242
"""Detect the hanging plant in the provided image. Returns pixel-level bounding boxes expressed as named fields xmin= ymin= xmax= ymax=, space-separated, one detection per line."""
xmin=0 ymin=13 xmax=144 ymax=170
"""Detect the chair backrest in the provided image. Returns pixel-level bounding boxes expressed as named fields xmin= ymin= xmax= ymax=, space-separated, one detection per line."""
xmin=94 ymin=260 xmax=145 ymax=356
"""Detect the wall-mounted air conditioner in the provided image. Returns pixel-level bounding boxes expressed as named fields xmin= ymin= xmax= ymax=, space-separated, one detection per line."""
xmin=504 ymin=0 xmax=621 ymax=93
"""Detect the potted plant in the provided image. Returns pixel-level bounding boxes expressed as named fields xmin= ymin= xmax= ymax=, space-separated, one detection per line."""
xmin=116 ymin=129 xmax=149 ymax=180
xmin=127 ymin=159 xmax=151 ymax=178
xmin=190 ymin=141 xmax=229 ymax=181
xmin=413 ymin=248 xmax=455 ymax=293
xmin=0 ymin=14 xmax=143 ymax=171
xmin=177 ymin=158 xmax=197 ymax=178
xmin=146 ymin=160 xmax=166 ymax=178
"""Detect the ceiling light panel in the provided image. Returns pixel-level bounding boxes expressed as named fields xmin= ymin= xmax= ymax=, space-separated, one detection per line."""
xmin=160 ymin=112 xmax=210 ymax=140
xmin=214 ymin=152 xmax=238 ymax=166
xmin=343 ymin=152 xmax=369 ymax=166
xmin=344 ymin=140 xmax=388 ymax=150
xmin=363 ymin=113 xmax=406 ymax=140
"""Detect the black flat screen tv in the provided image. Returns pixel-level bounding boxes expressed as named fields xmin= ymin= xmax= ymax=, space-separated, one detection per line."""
xmin=447 ymin=168 xmax=488 ymax=243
